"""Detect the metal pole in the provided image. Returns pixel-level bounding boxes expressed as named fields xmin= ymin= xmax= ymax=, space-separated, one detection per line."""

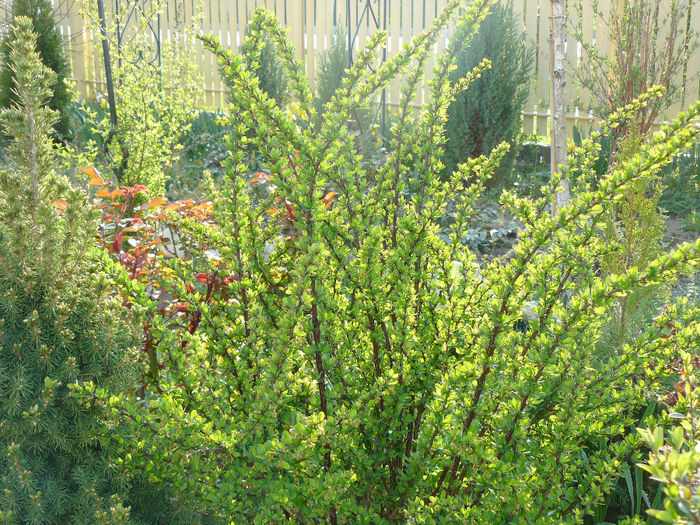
xmin=96 ymin=0 xmax=127 ymax=182
xmin=97 ymin=0 xmax=118 ymax=133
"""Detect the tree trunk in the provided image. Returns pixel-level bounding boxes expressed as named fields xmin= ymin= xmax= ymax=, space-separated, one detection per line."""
xmin=550 ymin=0 xmax=570 ymax=213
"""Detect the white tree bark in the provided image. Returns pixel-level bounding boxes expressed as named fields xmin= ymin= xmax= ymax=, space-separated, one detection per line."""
xmin=550 ymin=0 xmax=570 ymax=214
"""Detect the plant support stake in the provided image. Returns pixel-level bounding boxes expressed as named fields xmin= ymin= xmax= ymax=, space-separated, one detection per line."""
xmin=97 ymin=0 xmax=127 ymax=182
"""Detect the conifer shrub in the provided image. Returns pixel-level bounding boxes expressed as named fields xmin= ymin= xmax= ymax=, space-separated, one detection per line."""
xmin=102 ymin=2 xmax=700 ymax=522
xmin=230 ymin=23 xmax=288 ymax=107
xmin=313 ymin=25 xmax=381 ymax=173
xmin=0 ymin=0 xmax=72 ymax=139
xmin=594 ymin=119 xmax=669 ymax=359
xmin=314 ymin=26 xmax=350 ymax=121
xmin=0 ymin=17 xmax=137 ymax=523
xmin=567 ymin=89 xmax=694 ymax=365
xmin=443 ymin=1 xmax=533 ymax=184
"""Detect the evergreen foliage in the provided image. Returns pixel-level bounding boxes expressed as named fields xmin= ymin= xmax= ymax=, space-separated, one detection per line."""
xmin=231 ymin=22 xmax=288 ymax=107
xmin=96 ymin=2 xmax=700 ymax=522
xmin=312 ymin=25 xmax=376 ymax=162
xmin=314 ymin=26 xmax=349 ymax=119
xmin=443 ymin=0 xmax=533 ymax=184
xmin=0 ymin=0 xmax=72 ymax=139
xmin=0 ymin=17 xmax=137 ymax=523
xmin=569 ymin=91 xmax=689 ymax=365
xmin=597 ymin=124 xmax=669 ymax=357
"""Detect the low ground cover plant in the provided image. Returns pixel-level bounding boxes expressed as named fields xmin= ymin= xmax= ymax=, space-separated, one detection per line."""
xmin=78 ymin=2 xmax=700 ymax=523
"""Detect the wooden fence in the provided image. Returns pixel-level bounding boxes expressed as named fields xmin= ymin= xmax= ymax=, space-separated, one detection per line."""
xmin=3 ymin=0 xmax=700 ymax=135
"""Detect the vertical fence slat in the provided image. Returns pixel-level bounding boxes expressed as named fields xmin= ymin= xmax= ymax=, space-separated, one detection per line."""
xmin=68 ymin=3 xmax=89 ymax=98
xmin=535 ymin=0 xmax=551 ymax=136
xmin=211 ymin=0 xmax=224 ymax=107
xmin=422 ymin=0 xmax=435 ymax=108
xmin=288 ymin=0 xmax=304 ymax=64
xmin=356 ymin=0 xmax=368 ymax=57
xmin=316 ymin=0 xmax=328 ymax=74
xmin=410 ymin=0 xmax=422 ymax=107
xmin=564 ymin=3 xmax=579 ymax=136
xmin=388 ymin=0 xmax=400 ymax=107
xmin=577 ymin=0 xmax=595 ymax=124
xmin=305 ymin=0 xmax=315 ymax=87
xmin=201 ymin=0 xmax=214 ymax=107
xmin=521 ymin=0 xmax=539 ymax=134
xmin=593 ymin=0 xmax=613 ymax=115
xmin=273 ymin=0 xmax=283 ymax=22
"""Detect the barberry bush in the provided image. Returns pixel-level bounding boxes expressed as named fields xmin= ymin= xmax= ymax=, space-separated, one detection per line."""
xmin=98 ymin=1 xmax=700 ymax=522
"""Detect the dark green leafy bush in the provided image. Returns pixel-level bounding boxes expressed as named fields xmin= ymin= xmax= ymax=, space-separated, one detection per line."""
xmin=98 ymin=2 xmax=700 ymax=523
xmin=0 ymin=0 xmax=72 ymax=139
xmin=0 ymin=17 xmax=135 ymax=523
xmin=443 ymin=1 xmax=533 ymax=184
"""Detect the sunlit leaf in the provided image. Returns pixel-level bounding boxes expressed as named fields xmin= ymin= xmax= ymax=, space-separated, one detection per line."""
xmin=148 ymin=197 xmax=168 ymax=208
xmin=79 ymin=166 xmax=106 ymax=186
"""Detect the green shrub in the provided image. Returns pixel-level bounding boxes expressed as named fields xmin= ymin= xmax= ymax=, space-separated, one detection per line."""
xmin=443 ymin=1 xmax=533 ymax=184
xmin=312 ymin=24 xmax=383 ymax=174
xmin=0 ymin=0 xmax=72 ymax=139
xmin=167 ymin=110 xmax=231 ymax=199
xmin=571 ymin=124 xmax=615 ymax=179
xmin=104 ymin=3 xmax=700 ymax=523
xmin=638 ymin=350 xmax=700 ymax=524
xmin=0 ymin=17 xmax=136 ymax=523
xmin=597 ymin=121 xmax=669 ymax=359
xmin=314 ymin=26 xmax=349 ymax=119
xmin=660 ymin=142 xmax=699 ymax=219
xmin=78 ymin=0 xmax=202 ymax=195
xmin=572 ymin=0 xmax=698 ymax=141
xmin=230 ymin=22 xmax=288 ymax=107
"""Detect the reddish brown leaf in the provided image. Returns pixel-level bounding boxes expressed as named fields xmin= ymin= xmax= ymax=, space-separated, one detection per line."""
xmin=148 ymin=197 xmax=168 ymax=208
xmin=79 ymin=166 xmax=106 ymax=187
